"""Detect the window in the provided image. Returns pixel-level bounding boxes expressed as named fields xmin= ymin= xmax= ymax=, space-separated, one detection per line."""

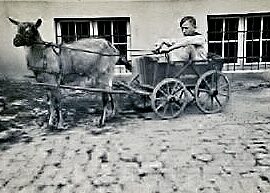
xmin=208 ymin=14 xmax=270 ymax=71
xmin=55 ymin=18 xmax=131 ymax=74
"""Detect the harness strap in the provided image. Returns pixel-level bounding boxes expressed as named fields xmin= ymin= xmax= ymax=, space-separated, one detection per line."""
xmin=44 ymin=42 xmax=63 ymax=86
xmin=28 ymin=42 xmax=63 ymax=82
xmin=36 ymin=41 xmax=120 ymax=57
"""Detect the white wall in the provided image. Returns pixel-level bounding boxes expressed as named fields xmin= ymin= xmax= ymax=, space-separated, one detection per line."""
xmin=1 ymin=0 xmax=270 ymax=79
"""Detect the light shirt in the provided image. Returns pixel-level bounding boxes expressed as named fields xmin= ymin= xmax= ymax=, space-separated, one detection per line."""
xmin=158 ymin=33 xmax=207 ymax=62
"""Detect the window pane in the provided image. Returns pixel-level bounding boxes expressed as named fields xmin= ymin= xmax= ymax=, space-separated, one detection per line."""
xmin=208 ymin=18 xmax=223 ymax=41
xmin=61 ymin=22 xmax=76 ymax=43
xmin=114 ymin=44 xmax=127 ymax=58
xmin=246 ymin=41 xmax=260 ymax=62
xmin=262 ymin=40 xmax=270 ymax=62
xmin=247 ymin=17 xmax=261 ymax=40
xmin=224 ymin=42 xmax=238 ymax=63
xmin=97 ymin=21 xmax=112 ymax=42
xmin=76 ymin=22 xmax=90 ymax=40
xmin=113 ymin=20 xmax=127 ymax=43
xmin=208 ymin=43 xmax=222 ymax=56
xmin=263 ymin=16 xmax=270 ymax=39
xmin=224 ymin=18 xmax=239 ymax=40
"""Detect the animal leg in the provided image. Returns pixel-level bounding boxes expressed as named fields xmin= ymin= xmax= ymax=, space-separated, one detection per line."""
xmin=99 ymin=92 xmax=109 ymax=127
xmin=54 ymin=89 xmax=64 ymax=129
xmin=48 ymin=91 xmax=56 ymax=127
xmin=48 ymin=89 xmax=64 ymax=129
xmin=108 ymin=93 xmax=116 ymax=118
xmin=58 ymin=109 xmax=64 ymax=129
xmin=55 ymin=103 xmax=64 ymax=129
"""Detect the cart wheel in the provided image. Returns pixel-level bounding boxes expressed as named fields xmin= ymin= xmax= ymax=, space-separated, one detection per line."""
xmin=195 ymin=70 xmax=230 ymax=114
xmin=151 ymin=78 xmax=188 ymax=119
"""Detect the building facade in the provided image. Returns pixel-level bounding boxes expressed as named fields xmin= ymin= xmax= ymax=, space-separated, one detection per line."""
xmin=1 ymin=0 xmax=270 ymax=79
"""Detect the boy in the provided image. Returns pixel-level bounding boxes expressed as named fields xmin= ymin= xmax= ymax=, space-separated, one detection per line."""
xmin=155 ymin=16 xmax=207 ymax=63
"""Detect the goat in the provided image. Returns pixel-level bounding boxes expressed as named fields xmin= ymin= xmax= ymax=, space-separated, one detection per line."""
xmin=9 ymin=18 xmax=131 ymax=128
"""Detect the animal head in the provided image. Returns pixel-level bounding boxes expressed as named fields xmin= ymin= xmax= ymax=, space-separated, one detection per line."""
xmin=9 ymin=18 xmax=42 ymax=47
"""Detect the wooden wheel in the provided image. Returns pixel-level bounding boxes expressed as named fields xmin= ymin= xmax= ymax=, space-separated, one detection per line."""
xmin=151 ymin=78 xmax=188 ymax=119
xmin=195 ymin=70 xmax=230 ymax=114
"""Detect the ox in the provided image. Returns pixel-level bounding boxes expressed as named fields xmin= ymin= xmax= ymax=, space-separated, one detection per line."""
xmin=9 ymin=18 xmax=131 ymax=128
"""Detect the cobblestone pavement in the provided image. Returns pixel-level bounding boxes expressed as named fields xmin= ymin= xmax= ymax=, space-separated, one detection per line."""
xmin=0 ymin=82 xmax=270 ymax=193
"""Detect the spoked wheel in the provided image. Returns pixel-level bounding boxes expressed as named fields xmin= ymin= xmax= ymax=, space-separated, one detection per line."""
xmin=195 ymin=70 xmax=230 ymax=114
xmin=151 ymin=78 xmax=188 ymax=119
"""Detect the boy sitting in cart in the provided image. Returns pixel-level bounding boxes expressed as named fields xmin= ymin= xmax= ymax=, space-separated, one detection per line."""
xmin=132 ymin=16 xmax=229 ymax=119
xmin=154 ymin=16 xmax=207 ymax=64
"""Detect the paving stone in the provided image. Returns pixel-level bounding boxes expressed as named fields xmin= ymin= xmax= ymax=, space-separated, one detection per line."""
xmin=70 ymin=166 xmax=89 ymax=185
xmin=119 ymin=152 xmax=140 ymax=164
xmin=6 ymin=171 xmax=38 ymax=189
xmin=57 ymin=184 xmax=74 ymax=193
xmin=191 ymin=153 xmax=214 ymax=163
xmin=259 ymin=169 xmax=270 ymax=184
xmin=1 ymin=85 xmax=270 ymax=193
xmin=92 ymin=175 xmax=117 ymax=187
xmin=15 ymin=185 xmax=37 ymax=193
xmin=256 ymin=158 xmax=270 ymax=167
xmin=255 ymin=153 xmax=270 ymax=160
xmin=49 ymin=173 xmax=70 ymax=187
xmin=140 ymin=161 xmax=164 ymax=175
xmin=37 ymin=185 xmax=56 ymax=193
xmin=252 ymin=147 xmax=269 ymax=155
xmin=257 ymin=179 xmax=270 ymax=193
xmin=239 ymin=169 xmax=257 ymax=178
xmin=231 ymin=177 xmax=259 ymax=193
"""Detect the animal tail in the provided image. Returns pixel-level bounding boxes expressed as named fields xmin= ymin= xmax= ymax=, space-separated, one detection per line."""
xmin=116 ymin=56 xmax=132 ymax=72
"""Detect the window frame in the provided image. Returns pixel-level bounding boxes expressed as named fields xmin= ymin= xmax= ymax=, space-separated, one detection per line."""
xmin=208 ymin=13 xmax=270 ymax=71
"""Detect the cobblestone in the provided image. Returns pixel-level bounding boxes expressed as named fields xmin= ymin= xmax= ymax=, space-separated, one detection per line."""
xmin=0 ymin=85 xmax=270 ymax=193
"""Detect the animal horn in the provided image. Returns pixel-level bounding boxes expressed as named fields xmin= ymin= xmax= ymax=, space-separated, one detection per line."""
xmin=9 ymin=17 xmax=20 ymax=25
xmin=35 ymin=18 xmax=42 ymax=28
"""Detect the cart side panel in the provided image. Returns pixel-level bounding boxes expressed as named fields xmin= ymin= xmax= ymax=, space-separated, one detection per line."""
xmin=136 ymin=58 xmax=183 ymax=86
xmin=136 ymin=56 xmax=156 ymax=86
xmin=135 ymin=56 xmax=224 ymax=87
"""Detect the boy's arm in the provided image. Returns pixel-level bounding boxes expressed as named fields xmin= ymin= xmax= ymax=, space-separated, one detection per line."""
xmin=154 ymin=39 xmax=174 ymax=51
xmin=166 ymin=35 xmax=205 ymax=52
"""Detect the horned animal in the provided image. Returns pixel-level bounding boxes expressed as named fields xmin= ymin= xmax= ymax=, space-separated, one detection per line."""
xmin=9 ymin=18 xmax=131 ymax=128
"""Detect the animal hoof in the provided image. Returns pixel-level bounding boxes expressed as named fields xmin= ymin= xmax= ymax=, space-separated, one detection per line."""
xmin=98 ymin=123 xmax=105 ymax=128
xmin=57 ymin=123 xmax=65 ymax=130
xmin=47 ymin=124 xmax=57 ymax=130
xmin=107 ymin=108 xmax=116 ymax=118
xmin=93 ymin=117 xmax=105 ymax=128
xmin=98 ymin=119 xmax=105 ymax=128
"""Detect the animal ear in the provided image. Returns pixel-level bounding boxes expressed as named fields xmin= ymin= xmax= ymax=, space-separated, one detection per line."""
xmin=35 ymin=19 xmax=42 ymax=28
xmin=9 ymin=17 xmax=20 ymax=25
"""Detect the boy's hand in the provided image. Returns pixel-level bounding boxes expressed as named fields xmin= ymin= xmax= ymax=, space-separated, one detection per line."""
xmin=159 ymin=48 xmax=170 ymax=53
xmin=152 ymin=47 xmax=161 ymax=54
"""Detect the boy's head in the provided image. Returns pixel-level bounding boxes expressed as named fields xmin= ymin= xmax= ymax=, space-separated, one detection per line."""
xmin=180 ymin=16 xmax=197 ymax=36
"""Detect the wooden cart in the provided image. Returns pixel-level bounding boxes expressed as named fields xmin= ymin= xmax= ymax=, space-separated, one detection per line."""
xmin=121 ymin=54 xmax=231 ymax=119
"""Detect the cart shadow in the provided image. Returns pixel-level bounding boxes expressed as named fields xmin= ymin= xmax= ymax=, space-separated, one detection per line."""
xmin=126 ymin=101 xmax=204 ymax=121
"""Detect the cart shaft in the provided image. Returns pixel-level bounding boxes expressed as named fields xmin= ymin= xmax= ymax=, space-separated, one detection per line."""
xmin=32 ymin=82 xmax=129 ymax=94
